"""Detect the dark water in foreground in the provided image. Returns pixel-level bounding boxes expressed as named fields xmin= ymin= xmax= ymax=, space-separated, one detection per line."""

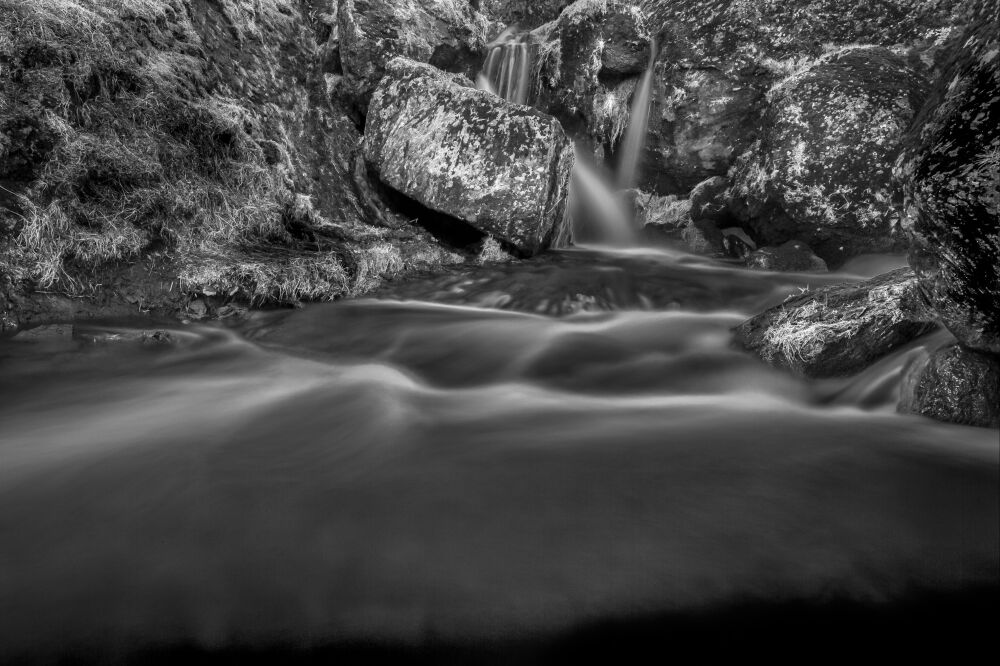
xmin=0 ymin=247 xmax=997 ymax=661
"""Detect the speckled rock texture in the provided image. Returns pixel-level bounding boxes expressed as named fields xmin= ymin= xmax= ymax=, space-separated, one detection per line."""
xmin=899 ymin=343 xmax=1000 ymax=428
xmin=363 ymin=58 xmax=574 ymax=256
xmin=895 ymin=3 xmax=1000 ymax=354
xmin=728 ymin=47 xmax=929 ymax=267
xmin=733 ymin=268 xmax=938 ymax=378
xmin=337 ymin=0 xmax=496 ymax=111
xmin=482 ymin=0 xmax=571 ymax=29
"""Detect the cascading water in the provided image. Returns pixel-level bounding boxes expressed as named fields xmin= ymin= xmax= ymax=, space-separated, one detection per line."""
xmin=616 ymin=38 xmax=657 ymax=190
xmin=477 ymin=29 xmax=532 ymax=105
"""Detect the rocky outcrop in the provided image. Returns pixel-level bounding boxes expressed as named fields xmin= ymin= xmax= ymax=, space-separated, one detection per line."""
xmin=733 ymin=268 xmax=937 ymax=378
xmin=899 ymin=343 xmax=1000 ymax=428
xmin=895 ymin=6 xmax=1000 ymax=354
xmin=642 ymin=66 xmax=765 ymax=194
xmin=0 ymin=0 xmax=471 ymax=333
xmin=482 ymin=0 xmax=571 ymax=30
xmin=337 ymin=0 xmax=495 ymax=113
xmin=363 ymin=58 xmax=574 ymax=256
xmin=728 ymin=47 xmax=928 ymax=266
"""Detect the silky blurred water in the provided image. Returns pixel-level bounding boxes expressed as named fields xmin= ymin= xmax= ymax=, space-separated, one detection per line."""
xmin=0 ymin=247 xmax=995 ymax=658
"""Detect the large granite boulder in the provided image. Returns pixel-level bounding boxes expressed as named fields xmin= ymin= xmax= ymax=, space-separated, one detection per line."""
xmin=728 ymin=47 xmax=929 ymax=267
xmin=899 ymin=343 xmax=1000 ymax=428
xmin=363 ymin=58 xmax=574 ymax=256
xmin=895 ymin=5 xmax=1000 ymax=354
xmin=733 ymin=268 xmax=937 ymax=378
xmin=337 ymin=0 xmax=495 ymax=111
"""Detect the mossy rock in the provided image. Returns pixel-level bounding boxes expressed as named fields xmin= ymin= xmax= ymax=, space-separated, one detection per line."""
xmin=729 ymin=47 xmax=929 ymax=266
xmin=733 ymin=267 xmax=937 ymax=378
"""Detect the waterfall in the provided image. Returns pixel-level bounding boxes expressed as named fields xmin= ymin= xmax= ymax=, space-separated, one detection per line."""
xmin=477 ymin=31 xmax=533 ymax=105
xmin=567 ymin=148 xmax=635 ymax=246
xmin=616 ymin=38 xmax=657 ymax=189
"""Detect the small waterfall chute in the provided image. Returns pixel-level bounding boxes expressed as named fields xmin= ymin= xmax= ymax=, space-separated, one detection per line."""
xmin=616 ymin=38 xmax=658 ymax=190
xmin=477 ymin=30 xmax=533 ymax=105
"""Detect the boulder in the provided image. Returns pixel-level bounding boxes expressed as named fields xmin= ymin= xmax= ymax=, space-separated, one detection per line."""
xmin=729 ymin=47 xmax=929 ymax=267
xmin=642 ymin=66 xmax=765 ymax=194
xmin=746 ymin=240 xmax=827 ymax=273
xmin=895 ymin=6 xmax=1000 ymax=354
xmin=733 ymin=268 xmax=937 ymax=378
xmin=363 ymin=58 xmax=574 ymax=256
xmin=481 ymin=1 xmax=572 ymax=29
xmin=337 ymin=0 xmax=495 ymax=110
xmin=899 ymin=343 xmax=1000 ymax=428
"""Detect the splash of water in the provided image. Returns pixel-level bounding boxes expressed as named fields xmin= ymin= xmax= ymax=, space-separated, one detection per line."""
xmin=616 ymin=38 xmax=658 ymax=189
xmin=567 ymin=150 xmax=636 ymax=246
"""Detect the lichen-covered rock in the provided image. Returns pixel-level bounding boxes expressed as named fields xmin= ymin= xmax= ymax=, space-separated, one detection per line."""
xmin=729 ymin=47 xmax=929 ymax=266
xmin=337 ymin=0 xmax=495 ymax=110
xmin=895 ymin=4 xmax=1000 ymax=354
xmin=899 ymin=343 xmax=1000 ymax=428
xmin=363 ymin=58 xmax=574 ymax=256
xmin=746 ymin=240 xmax=827 ymax=273
xmin=733 ymin=268 xmax=937 ymax=377
xmin=628 ymin=0 xmax=960 ymax=195
xmin=482 ymin=0 xmax=571 ymax=29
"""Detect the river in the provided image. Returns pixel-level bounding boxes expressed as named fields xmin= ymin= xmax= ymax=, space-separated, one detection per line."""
xmin=1 ymin=246 xmax=997 ymax=661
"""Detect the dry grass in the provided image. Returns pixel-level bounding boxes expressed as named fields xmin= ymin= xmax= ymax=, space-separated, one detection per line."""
xmin=0 ymin=0 xmax=403 ymax=305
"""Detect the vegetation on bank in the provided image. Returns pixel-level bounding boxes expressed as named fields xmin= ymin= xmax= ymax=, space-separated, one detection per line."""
xmin=0 ymin=0 xmax=441 ymax=314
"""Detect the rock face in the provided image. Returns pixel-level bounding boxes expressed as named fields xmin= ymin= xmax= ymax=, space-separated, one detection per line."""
xmin=631 ymin=0 xmax=959 ymax=196
xmin=733 ymin=268 xmax=937 ymax=378
xmin=643 ymin=66 xmax=765 ymax=194
xmin=899 ymin=343 xmax=1000 ymax=428
xmin=363 ymin=58 xmax=574 ymax=256
xmin=337 ymin=0 xmax=495 ymax=110
xmin=729 ymin=47 xmax=929 ymax=266
xmin=482 ymin=0 xmax=571 ymax=29
xmin=895 ymin=7 xmax=1000 ymax=354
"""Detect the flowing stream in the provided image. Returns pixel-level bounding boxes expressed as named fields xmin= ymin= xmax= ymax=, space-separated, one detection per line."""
xmin=0 ymin=245 xmax=997 ymax=659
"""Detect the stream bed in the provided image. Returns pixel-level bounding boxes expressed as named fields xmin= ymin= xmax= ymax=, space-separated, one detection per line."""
xmin=1 ymin=247 xmax=997 ymax=661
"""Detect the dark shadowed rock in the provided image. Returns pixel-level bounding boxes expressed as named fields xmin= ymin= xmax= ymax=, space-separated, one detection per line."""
xmin=643 ymin=66 xmax=765 ymax=194
xmin=895 ymin=4 xmax=1000 ymax=354
xmin=729 ymin=47 xmax=929 ymax=267
xmin=747 ymin=240 xmax=827 ymax=273
xmin=363 ymin=58 xmax=574 ymax=256
xmin=899 ymin=343 xmax=1000 ymax=428
xmin=733 ymin=268 xmax=937 ymax=378
xmin=482 ymin=1 xmax=572 ymax=29
xmin=338 ymin=0 xmax=495 ymax=110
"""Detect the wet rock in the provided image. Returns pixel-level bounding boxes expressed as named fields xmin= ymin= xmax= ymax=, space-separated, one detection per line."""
xmin=363 ymin=58 xmax=574 ymax=256
xmin=747 ymin=241 xmax=827 ymax=273
xmin=895 ymin=6 xmax=1000 ymax=354
xmin=338 ymin=0 xmax=495 ymax=110
xmin=10 ymin=324 xmax=74 ymax=344
xmin=899 ymin=343 xmax=1000 ymax=428
xmin=734 ymin=268 xmax=937 ymax=378
xmin=557 ymin=1 xmax=652 ymax=79
xmin=729 ymin=47 xmax=929 ymax=267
